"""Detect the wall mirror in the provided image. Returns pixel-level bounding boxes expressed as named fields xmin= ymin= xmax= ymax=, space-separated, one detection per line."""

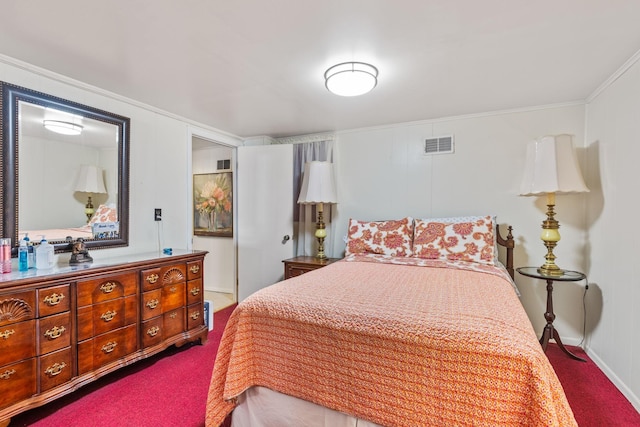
xmin=1 ymin=81 xmax=130 ymax=254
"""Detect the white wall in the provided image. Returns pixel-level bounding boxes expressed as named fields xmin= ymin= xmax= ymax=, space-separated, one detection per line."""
xmin=192 ymin=141 xmax=235 ymax=294
xmin=330 ymin=104 xmax=589 ymax=345
xmin=585 ymin=55 xmax=640 ymax=409
xmin=0 ymin=57 xmax=241 ymax=267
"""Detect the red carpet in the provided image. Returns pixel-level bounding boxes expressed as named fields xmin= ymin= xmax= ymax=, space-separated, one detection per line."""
xmin=9 ymin=304 xmax=640 ymax=426
xmin=546 ymin=343 xmax=640 ymax=426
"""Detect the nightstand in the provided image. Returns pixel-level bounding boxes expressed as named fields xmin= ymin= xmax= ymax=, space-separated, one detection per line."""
xmin=517 ymin=267 xmax=586 ymax=362
xmin=283 ymin=256 xmax=341 ymax=279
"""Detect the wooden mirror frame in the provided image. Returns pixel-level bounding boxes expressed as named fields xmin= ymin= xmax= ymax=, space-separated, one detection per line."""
xmin=1 ymin=81 xmax=130 ymax=255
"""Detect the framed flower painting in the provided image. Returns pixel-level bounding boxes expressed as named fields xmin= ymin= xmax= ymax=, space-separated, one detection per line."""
xmin=193 ymin=172 xmax=233 ymax=237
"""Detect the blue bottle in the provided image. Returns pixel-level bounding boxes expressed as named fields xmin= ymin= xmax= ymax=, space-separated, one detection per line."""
xmin=18 ymin=238 xmax=28 ymax=271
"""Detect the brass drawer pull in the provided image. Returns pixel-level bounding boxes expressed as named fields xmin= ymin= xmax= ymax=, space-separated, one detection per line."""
xmin=100 ymin=282 xmax=117 ymax=294
xmin=101 ymin=310 xmax=117 ymax=322
xmin=0 ymin=369 xmax=16 ymax=380
xmin=0 ymin=329 xmax=15 ymax=340
xmin=146 ymin=273 xmax=159 ymax=284
xmin=190 ymin=287 xmax=200 ymax=296
xmin=45 ymin=362 xmax=67 ymax=377
xmin=169 ymin=312 xmax=177 ymax=319
xmin=146 ymin=299 xmax=159 ymax=309
xmin=101 ymin=341 xmax=117 ymax=354
xmin=147 ymin=326 xmax=160 ymax=337
xmin=190 ymin=265 xmax=200 ymax=274
xmin=44 ymin=293 xmax=65 ymax=306
xmin=44 ymin=325 xmax=66 ymax=340
xmin=190 ymin=311 xmax=200 ymax=320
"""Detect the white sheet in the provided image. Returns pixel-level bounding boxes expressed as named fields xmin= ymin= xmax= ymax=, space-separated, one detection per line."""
xmin=231 ymin=387 xmax=382 ymax=427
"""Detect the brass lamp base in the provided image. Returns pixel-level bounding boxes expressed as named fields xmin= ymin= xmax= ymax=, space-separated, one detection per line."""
xmin=315 ymin=203 xmax=327 ymax=259
xmin=538 ymin=193 xmax=564 ymax=276
xmin=84 ymin=196 xmax=95 ymax=223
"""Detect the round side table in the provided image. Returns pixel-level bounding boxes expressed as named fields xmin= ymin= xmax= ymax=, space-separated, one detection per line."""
xmin=517 ymin=267 xmax=586 ymax=362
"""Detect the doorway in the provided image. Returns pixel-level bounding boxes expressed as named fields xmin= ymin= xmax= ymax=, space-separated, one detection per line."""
xmin=191 ymin=135 xmax=237 ymax=312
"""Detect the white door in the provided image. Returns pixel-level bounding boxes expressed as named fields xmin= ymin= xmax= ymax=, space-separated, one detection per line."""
xmin=237 ymin=144 xmax=294 ymax=301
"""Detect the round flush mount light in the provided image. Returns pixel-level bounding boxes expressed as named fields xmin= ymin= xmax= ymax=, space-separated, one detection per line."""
xmin=324 ymin=62 xmax=378 ymax=97
xmin=43 ymin=120 xmax=83 ymax=135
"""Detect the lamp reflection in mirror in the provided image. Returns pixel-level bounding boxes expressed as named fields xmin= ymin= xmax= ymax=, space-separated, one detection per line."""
xmin=74 ymin=165 xmax=107 ymax=223
xmin=297 ymin=161 xmax=338 ymax=259
xmin=519 ymin=134 xmax=589 ymax=276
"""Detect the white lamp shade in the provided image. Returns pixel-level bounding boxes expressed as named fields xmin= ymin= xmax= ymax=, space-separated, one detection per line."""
xmin=74 ymin=165 xmax=107 ymax=194
xmin=297 ymin=161 xmax=337 ymax=204
xmin=519 ymin=134 xmax=589 ymax=196
xmin=324 ymin=62 xmax=378 ymax=97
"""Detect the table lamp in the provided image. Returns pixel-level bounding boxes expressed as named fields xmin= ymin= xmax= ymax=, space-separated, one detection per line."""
xmin=297 ymin=161 xmax=337 ymax=259
xmin=74 ymin=165 xmax=107 ymax=222
xmin=519 ymin=134 xmax=589 ymax=276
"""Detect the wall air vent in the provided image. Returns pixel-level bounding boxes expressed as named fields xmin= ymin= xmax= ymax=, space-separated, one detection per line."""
xmin=424 ymin=135 xmax=454 ymax=155
xmin=217 ymin=159 xmax=231 ymax=170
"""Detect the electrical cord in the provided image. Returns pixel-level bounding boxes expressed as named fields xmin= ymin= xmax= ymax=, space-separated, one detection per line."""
xmin=577 ymin=276 xmax=589 ymax=348
xmin=156 ymin=219 xmax=164 ymax=253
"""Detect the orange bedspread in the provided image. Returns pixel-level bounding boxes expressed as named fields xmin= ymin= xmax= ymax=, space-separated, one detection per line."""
xmin=206 ymin=256 xmax=576 ymax=427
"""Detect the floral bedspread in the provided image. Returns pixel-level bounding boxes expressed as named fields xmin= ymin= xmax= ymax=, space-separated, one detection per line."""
xmin=205 ymin=258 xmax=576 ymax=426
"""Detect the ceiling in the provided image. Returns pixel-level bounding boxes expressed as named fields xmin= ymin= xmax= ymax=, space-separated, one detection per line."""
xmin=2 ymin=1 xmax=640 ymax=139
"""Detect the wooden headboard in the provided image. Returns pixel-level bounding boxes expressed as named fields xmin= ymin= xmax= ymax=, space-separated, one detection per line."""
xmin=496 ymin=224 xmax=515 ymax=279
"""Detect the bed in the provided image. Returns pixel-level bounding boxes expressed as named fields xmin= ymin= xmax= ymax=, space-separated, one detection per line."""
xmin=19 ymin=204 xmax=119 ymax=242
xmin=205 ymin=216 xmax=576 ymax=426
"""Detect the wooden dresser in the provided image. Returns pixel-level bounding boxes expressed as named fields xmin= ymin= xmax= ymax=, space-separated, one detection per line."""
xmin=0 ymin=250 xmax=207 ymax=426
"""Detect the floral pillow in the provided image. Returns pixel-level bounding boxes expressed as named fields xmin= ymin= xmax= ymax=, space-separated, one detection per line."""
xmin=412 ymin=215 xmax=495 ymax=265
xmin=89 ymin=204 xmax=118 ymax=225
xmin=346 ymin=217 xmax=414 ymax=257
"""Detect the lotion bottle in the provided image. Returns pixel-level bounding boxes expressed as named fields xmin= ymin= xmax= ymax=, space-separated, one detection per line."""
xmin=18 ymin=238 xmax=28 ymax=272
xmin=35 ymin=236 xmax=54 ymax=270
xmin=24 ymin=234 xmax=35 ymax=269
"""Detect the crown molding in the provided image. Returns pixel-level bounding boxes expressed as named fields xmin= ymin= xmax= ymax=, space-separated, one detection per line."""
xmin=274 ymin=133 xmax=335 ymax=144
xmin=587 ymin=47 xmax=640 ymax=103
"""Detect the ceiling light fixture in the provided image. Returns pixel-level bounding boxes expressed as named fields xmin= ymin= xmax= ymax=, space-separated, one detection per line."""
xmin=43 ymin=120 xmax=83 ymax=135
xmin=324 ymin=62 xmax=378 ymax=97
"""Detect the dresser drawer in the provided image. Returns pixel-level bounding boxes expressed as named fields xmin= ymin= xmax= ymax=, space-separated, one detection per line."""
xmin=141 ymin=289 xmax=162 ymax=321
xmin=0 ymin=319 xmax=36 ymax=367
xmin=91 ymin=298 xmax=126 ymax=336
xmin=0 ymin=290 xmax=36 ymax=327
xmin=186 ymin=303 xmax=203 ymax=331
xmin=141 ymin=316 xmax=164 ymax=348
xmin=40 ymin=347 xmax=72 ymax=392
xmin=0 ymin=358 xmax=36 ymax=410
xmin=163 ymin=308 xmax=185 ymax=339
xmin=38 ymin=312 xmax=71 ymax=355
xmin=77 ymin=272 xmax=137 ymax=306
xmin=186 ymin=279 xmax=203 ymax=306
xmin=37 ymin=284 xmax=70 ymax=317
xmin=187 ymin=260 xmax=202 ymax=280
xmin=162 ymin=283 xmax=185 ymax=313
xmin=142 ymin=263 xmax=187 ymax=292
xmin=141 ymin=267 xmax=162 ymax=291
xmin=78 ymin=324 xmax=137 ymax=373
xmin=77 ymin=295 xmax=137 ymax=341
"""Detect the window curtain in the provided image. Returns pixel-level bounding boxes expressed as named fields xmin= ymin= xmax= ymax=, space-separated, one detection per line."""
xmin=293 ymin=140 xmax=335 ymax=257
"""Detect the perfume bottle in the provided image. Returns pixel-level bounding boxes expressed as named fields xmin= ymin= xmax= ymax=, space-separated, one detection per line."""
xmin=0 ymin=238 xmax=11 ymax=273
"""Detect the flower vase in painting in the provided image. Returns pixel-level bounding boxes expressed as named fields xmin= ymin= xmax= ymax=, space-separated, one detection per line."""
xmin=193 ymin=172 xmax=233 ymax=237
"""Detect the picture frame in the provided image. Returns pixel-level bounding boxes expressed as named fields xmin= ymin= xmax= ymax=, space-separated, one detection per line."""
xmin=193 ymin=172 xmax=233 ymax=237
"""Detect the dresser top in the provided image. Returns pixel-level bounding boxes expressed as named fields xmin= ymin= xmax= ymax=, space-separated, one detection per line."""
xmin=0 ymin=249 xmax=206 ymax=286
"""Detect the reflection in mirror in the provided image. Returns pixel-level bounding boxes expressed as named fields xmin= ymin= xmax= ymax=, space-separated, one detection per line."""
xmin=1 ymin=81 xmax=130 ymax=254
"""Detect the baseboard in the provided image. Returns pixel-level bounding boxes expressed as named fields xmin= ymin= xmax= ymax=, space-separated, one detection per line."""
xmin=585 ymin=346 xmax=640 ymax=413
